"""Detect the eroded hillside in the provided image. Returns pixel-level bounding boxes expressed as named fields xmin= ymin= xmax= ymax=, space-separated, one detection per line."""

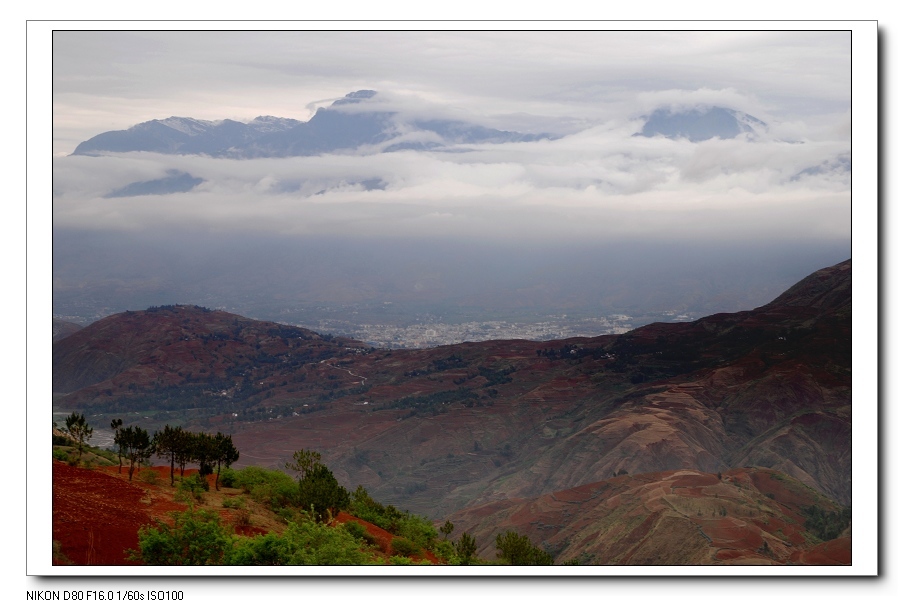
xmin=447 ymin=467 xmax=851 ymax=565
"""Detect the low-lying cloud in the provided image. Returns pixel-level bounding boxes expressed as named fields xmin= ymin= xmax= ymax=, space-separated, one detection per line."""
xmin=53 ymin=116 xmax=851 ymax=243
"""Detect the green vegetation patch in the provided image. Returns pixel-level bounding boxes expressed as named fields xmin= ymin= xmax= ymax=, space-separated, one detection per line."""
xmin=231 ymin=466 xmax=299 ymax=510
xmin=349 ymin=485 xmax=437 ymax=550
xmin=800 ymin=504 xmax=852 ymax=542
xmin=378 ymin=387 xmax=479 ymax=417
xmin=495 ymin=530 xmax=554 ymax=565
xmin=132 ymin=508 xmax=375 ymax=565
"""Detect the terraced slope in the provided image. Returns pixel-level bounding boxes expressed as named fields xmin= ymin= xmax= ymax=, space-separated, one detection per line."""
xmin=446 ymin=467 xmax=851 ymax=565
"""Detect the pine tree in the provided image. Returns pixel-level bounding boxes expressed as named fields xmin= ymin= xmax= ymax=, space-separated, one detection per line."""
xmin=120 ymin=426 xmax=153 ymax=481
xmin=64 ymin=412 xmax=93 ymax=462
xmin=154 ymin=425 xmax=184 ymax=486
xmin=110 ymin=418 xmax=124 ymax=473
xmin=212 ymin=432 xmax=239 ymax=491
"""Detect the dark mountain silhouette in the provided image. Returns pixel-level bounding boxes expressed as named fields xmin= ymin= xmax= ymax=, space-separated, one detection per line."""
xmin=53 ymin=260 xmax=851 ymax=518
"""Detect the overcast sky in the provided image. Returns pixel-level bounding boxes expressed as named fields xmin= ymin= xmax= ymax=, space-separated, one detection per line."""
xmin=51 ymin=30 xmax=852 ymax=243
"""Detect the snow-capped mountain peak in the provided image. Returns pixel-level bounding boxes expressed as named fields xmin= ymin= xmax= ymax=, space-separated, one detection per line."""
xmin=249 ymin=116 xmax=302 ymax=133
xmin=155 ymin=117 xmax=218 ymax=136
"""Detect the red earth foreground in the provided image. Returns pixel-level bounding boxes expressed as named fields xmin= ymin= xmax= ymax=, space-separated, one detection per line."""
xmin=52 ymin=462 xmax=187 ymax=565
xmin=52 ymin=462 xmax=438 ymax=566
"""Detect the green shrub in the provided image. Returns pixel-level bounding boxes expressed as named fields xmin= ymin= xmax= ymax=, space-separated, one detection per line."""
xmin=395 ymin=514 xmax=437 ymax=550
xmin=227 ymin=519 xmax=372 ymax=565
xmin=455 ymin=532 xmax=478 ymax=565
xmin=219 ymin=467 xmax=237 ymax=488
xmin=350 ymin=485 xmax=398 ymax=530
xmin=176 ymin=474 xmax=209 ymax=504
xmin=52 ymin=448 xmax=68 ymax=462
xmin=138 ymin=468 xmax=159 ymax=485
xmin=222 ymin=496 xmax=245 ymax=509
xmin=131 ymin=508 xmax=231 ymax=565
xmin=227 ymin=532 xmax=284 ymax=565
xmin=433 ymin=539 xmax=459 ymax=565
xmin=273 ymin=506 xmax=307 ymax=525
xmin=297 ymin=464 xmax=350 ymax=520
xmin=233 ymin=466 xmax=298 ymax=510
xmin=495 ymin=530 xmax=554 ymax=565
xmin=135 ymin=509 xmax=374 ymax=566
xmin=350 ymin=485 xmax=434 ymax=548
xmin=391 ymin=536 xmax=420 ymax=558
xmin=343 ymin=521 xmax=378 ymax=546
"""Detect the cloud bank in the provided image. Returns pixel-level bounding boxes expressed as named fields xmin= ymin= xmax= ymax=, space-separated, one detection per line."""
xmin=53 ymin=111 xmax=851 ymax=242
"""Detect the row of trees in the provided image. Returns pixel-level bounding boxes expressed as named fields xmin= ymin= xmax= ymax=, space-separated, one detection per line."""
xmin=109 ymin=421 xmax=239 ymax=488
xmin=59 ymin=413 xmax=239 ymax=489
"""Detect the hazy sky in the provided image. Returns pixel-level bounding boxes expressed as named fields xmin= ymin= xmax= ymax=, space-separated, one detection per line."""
xmin=51 ymin=30 xmax=852 ymax=244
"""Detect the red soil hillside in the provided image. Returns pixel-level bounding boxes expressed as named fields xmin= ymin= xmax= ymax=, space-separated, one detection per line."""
xmin=447 ymin=467 xmax=851 ymax=565
xmin=52 ymin=462 xmax=186 ymax=565
xmin=53 ymin=304 xmax=361 ymax=400
xmin=52 ymin=462 xmax=438 ymax=566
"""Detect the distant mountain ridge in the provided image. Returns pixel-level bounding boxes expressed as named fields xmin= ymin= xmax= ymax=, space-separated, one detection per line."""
xmin=72 ymin=95 xmax=773 ymax=158
xmin=72 ymin=90 xmax=552 ymax=158
xmin=52 ymin=318 xmax=82 ymax=343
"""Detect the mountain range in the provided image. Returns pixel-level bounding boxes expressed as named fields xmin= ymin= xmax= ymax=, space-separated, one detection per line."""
xmin=72 ymin=90 xmax=552 ymax=159
xmin=72 ymin=91 xmax=772 ymax=162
